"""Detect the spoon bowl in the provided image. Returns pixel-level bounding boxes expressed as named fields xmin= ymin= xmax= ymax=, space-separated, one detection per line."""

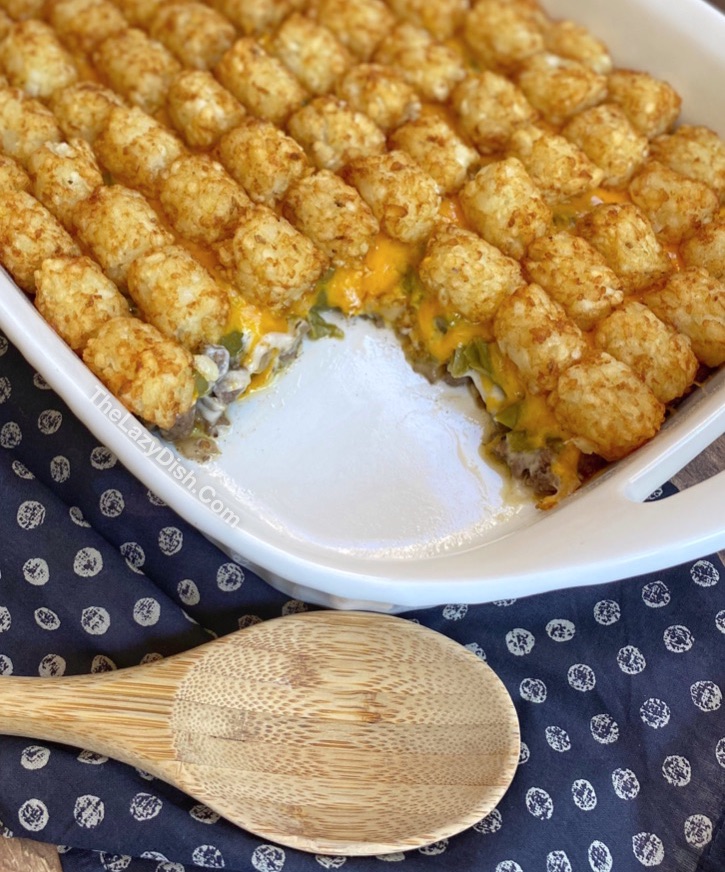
xmin=0 ymin=611 xmax=520 ymax=855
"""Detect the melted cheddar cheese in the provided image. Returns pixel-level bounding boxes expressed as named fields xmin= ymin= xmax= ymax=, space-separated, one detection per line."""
xmin=226 ymin=294 xmax=289 ymax=341
xmin=324 ymin=235 xmax=414 ymax=315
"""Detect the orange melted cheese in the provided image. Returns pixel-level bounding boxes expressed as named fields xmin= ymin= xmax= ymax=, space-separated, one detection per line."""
xmin=324 ymin=197 xmax=466 ymax=316
xmin=224 ymin=294 xmax=291 ymax=392
xmin=324 ymin=234 xmax=415 ymax=314
xmin=226 ymin=294 xmax=289 ymax=343
xmin=415 ymin=296 xmax=491 ymax=363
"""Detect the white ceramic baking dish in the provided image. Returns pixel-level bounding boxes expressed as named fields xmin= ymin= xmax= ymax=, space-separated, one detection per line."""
xmin=1 ymin=0 xmax=724 ymax=611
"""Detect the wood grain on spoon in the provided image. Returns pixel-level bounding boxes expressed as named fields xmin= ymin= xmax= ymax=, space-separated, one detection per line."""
xmin=0 ymin=611 xmax=520 ymax=856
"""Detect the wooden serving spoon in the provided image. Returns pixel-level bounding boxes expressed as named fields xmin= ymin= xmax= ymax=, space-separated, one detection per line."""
xmin=0 ymin=610 xmax=520 ymax=856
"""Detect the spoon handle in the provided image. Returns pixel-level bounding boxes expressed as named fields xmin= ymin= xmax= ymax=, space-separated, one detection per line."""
xmin=0 ymin=670 xmax=176 ymax=769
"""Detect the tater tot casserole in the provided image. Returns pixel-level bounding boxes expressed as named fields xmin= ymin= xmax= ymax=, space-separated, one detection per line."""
xmin=0 ymin=0 xmax=724 ymax=509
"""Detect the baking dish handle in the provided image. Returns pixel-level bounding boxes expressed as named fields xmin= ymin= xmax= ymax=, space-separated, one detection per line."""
xmin=520 ymin=466 xmax=725 ymax=587
xmin=602 ymin=468 xmax=724 ymax=555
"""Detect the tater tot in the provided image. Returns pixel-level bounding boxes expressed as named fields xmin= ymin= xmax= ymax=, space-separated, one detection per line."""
xmin=0 ymin=10 xmax=11 ymax=40
xmin=451 ymin=71 xmax=536 ymax=155
xmin=493 ymin=283 xmax=586 ymax=395
xmin=681 ymin=220 xmax=725 ymax=283
xmin=26 ymin=139 xmax=104 ymax=226
xmin=628 ymin=160 xmax=719 ymax=244
xmin=373 ymin=22 xmax=465 ymax=102
xmin=644 ymin=267 xmax=725 ymax=368
xmin=0 ymin=190 xmax=80 ymax=292
xmin=575 ymin=202 xmax=672 ymax=293
xmin=48 ymin=81 xmax=124 ymax=143
xmin=127 ymin=245 xmax=230 ymax=350
xmin=0 ymin=20 xmax=77 ymax=99
xmin=516 ymin=53 xmax=607 ymax=126
xmin=287 ymin=96 xmax=386 ymax=172
xmin=549 ymin=351 xmax=665 ymax=461
xmin=209 ymin=0 xmax=297 ymax=36
xmin=92 ymin=28 xmax=182 ymax=114
xmin=524 ymin=232 xmax=623 ymax=330
xmin=46 ymin=0 xmax=127 ymax=56
xmin=214 ymin=37 xmax=308 ymax=126
xmin=459 ymin=157 xmax=552 ymax=260
xmin=149 ymin=3 xmax=236 ymax=71
xmin=649 ymin=125 xmax=725 ymax=204
xmin=343 ymin=149 xmax=441 ymax=244
xmin=606 ymin=69 xmax=681 ymax=139
xmin=94 ymin=105 xmax=185 ymax=198
xmin=386 ymin=0 xmax=469 ymax=40
xmin=335 ymin=63 xmax=421 ymax=132
xmin=218 ymin=205 xmax=329 ymax=310
xmin=507 ymin=124 xmax=604 ymax=205
xmin=313 ymin=0 xmax=395 ymax=60
xmin=562 ymin=103 xmax=649 ymax=188
xmin=593 ymin=300 xmax=698 ymax=404
xmin=158 ymin=153 xmax=249 ymax=246
xmin=269 ymin=13 xmax=352 ymax=96
xmin=166 ymin=70 xmax=245 ymax=150
xmin=281 ymin=169 xmax=379 ymax=265
xmin=491 ymin=1 xmax=550 ymax=26
xmin=83 ymin=315 xmax=195 ymax=430
xmin=389 ymin=111 xmax=478 ymax=194
xmin=217 ymin=118 xmax=311 ymax=206
xmin=542 ymin=19 xmax=612 ymax=75
xmin=34 ymin=254 xmax=130 ymax=351
xmin=106 ymin=0 xmax=165 ymax=27
xmin=0 ymin=87 xmax=62 ymax=166
xmin=0 ymin=1 xmax=44 ymax=19
xmin=73 ymin=185 xmax=174 ymax=287
xmin=463 ymin=0 xmax=544 ymax=73
xmin=0 ymin=153 xmax=31 ymax=192
xmin=419 ymin=223 xmax=524 ymax=327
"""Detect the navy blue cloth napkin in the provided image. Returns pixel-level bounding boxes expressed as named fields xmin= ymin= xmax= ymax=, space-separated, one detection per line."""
xmin=1 ymin=330 xmax=724 ymax=872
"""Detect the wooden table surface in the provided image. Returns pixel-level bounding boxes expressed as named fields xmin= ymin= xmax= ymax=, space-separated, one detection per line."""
xmin=0 ymin=838 xmax=63 ymax=872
